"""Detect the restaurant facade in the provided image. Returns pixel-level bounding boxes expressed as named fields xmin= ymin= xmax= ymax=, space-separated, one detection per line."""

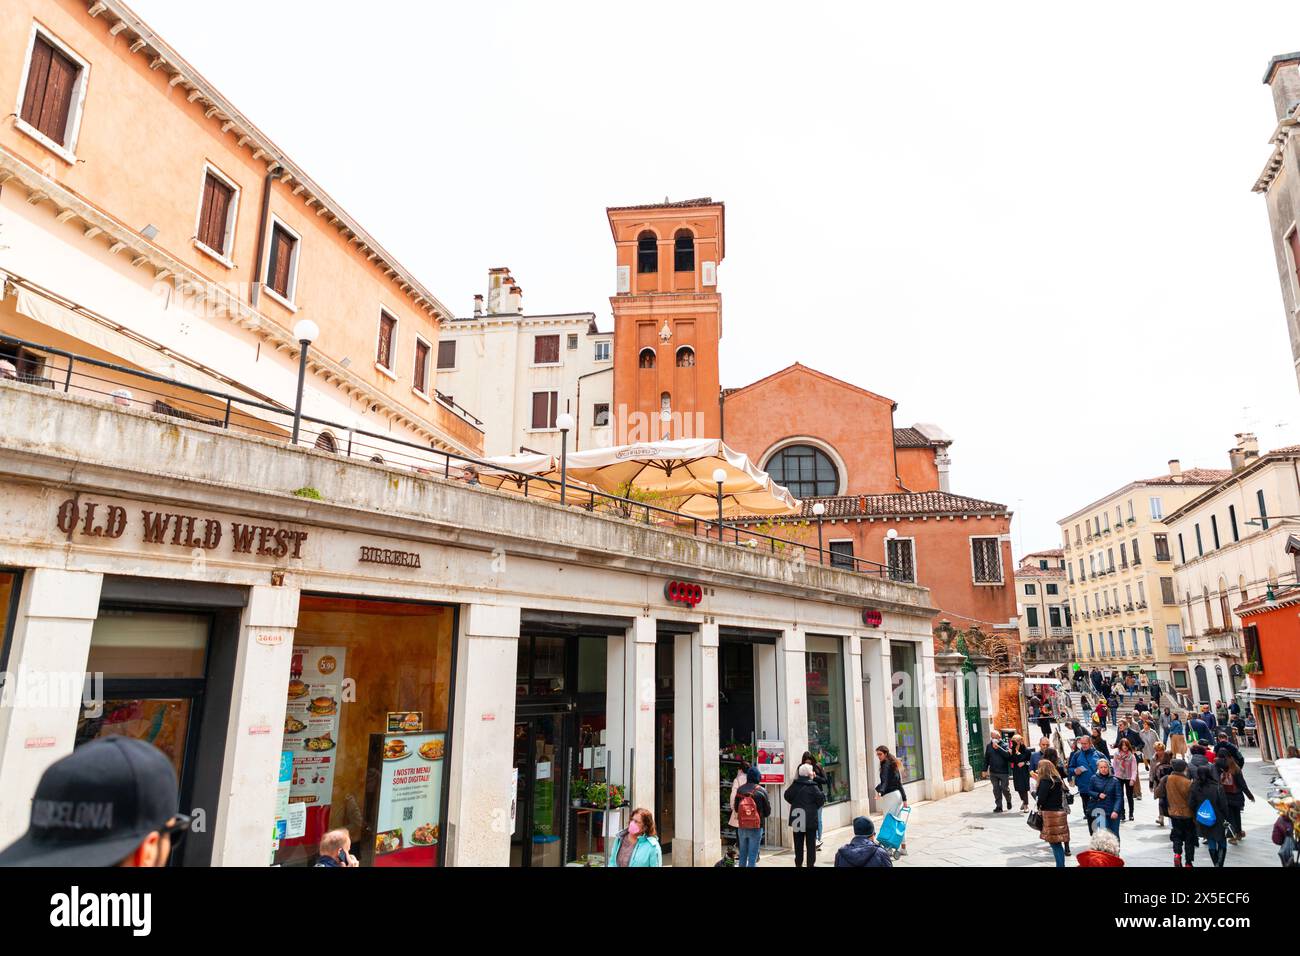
xmin=0 ymin=381 xmax=969 ymax=866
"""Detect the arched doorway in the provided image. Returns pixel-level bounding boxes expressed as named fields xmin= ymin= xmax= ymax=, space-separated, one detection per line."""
xmin=1194 ymin=664 xmax=1211 ymax=705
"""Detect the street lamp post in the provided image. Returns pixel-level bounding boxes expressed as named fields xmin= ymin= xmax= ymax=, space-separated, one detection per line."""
xmin=812 ymin=501 xmax=826 ymax=564
xmin=556 ymin=412 xmax=575 ymax=506
xmin=289 ymin=319 xmax=319 ymax=446
xmin=712 ymin=467 xmax=727 ymax=541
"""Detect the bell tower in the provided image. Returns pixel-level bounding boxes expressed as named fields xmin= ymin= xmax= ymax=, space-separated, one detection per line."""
xmin=607 ymin=198 xmax=724 ymax=442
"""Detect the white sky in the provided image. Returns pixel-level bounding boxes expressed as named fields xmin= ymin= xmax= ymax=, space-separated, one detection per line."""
xmin=129 ymin=0 xmax=1300 ymax=555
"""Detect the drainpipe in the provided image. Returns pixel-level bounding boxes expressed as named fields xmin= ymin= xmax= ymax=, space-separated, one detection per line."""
xmin=574 ymin=366 xmax=612 ymax=450
xmin=719 ymin=388 xmax=725 ymax=442
xmin=889 ymin=403 xmax=911 ymax=492
xmin=249 ymin=165 xmax=278 ymax=307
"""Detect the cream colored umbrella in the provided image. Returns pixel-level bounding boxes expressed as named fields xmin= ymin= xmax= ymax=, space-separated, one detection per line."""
xmin=469 ymin=452 xmax=596 ymax=506
xmin=562 ymin=438 xmax=801 ymax=518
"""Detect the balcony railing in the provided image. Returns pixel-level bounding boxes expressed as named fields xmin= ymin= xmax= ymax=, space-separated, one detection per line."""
xmin=0 ymin=334 xmax=900 ymax=580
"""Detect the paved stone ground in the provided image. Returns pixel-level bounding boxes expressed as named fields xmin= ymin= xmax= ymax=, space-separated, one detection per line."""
xmin=758 ymin=748 xmax=1283 ymax=868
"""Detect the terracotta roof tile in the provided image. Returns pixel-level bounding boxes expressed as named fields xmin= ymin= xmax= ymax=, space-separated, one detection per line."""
xmin=606 ymin=197 xmax=718 ymax=212
xmin=1140 ymin=468 xmax=1233 ymax=486
xmin=742 ymin=491 xmax=1010 ymax=522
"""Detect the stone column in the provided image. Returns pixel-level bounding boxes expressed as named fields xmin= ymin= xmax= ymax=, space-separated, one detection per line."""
xmin=844 ymin=634 xmax=872 ymax=818
xmin=444 ymin=603 xmax=521 ymax=867
xmin=672 ymin=621 xmax=719 ymax=865
xmin=775 ymin=626 xmax=809 ymax=846
xmin=860 ymin=635 xmax=894 ymax=812
xmin=211 ymin=583 xmax=300 ymax=866
xmin=617 ymin=615 xmax=656 ymax=811
xmin=0 ymin=569 xmax=103 ymax=847
xmin=933 ymin=623 xmax=974 ymax=792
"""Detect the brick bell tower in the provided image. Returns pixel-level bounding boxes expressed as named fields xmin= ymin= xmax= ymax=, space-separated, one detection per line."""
xmin=607 ymin=198 xmax=724 ymax=442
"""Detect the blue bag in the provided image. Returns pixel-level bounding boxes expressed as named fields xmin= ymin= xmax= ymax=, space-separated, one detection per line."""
xmin=1195 ymin=798 xmax=1216 ymax=827
xmin=878 ymin=806 xmax=910 ymax=850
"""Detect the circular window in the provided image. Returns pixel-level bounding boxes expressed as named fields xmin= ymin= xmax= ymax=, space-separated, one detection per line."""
xmin=765 ymin=444 xmax=839 ymax=497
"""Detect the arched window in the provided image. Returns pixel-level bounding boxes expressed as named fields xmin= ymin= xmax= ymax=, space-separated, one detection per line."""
xmin=1203 ymin=586 xmax=1214 ymax=630
xmin=675 ymin=346 xmax=695 ymax=367
xmin=674 ymin=229 xmax=694 ymax=272
xmin=765 ymin=444 xmax=839 ymax=498
xmin=638 ymin=347 xmax=656 ymax=369
xmin=1218 ymin=579 xmax=1231 ymax=631
xmin=660 ymin=392 xmax=672 ymax=416
xmin=637 ymin=231 xmax=658 ymax=274
xmin=315 ymin=431 xmax=337 ymax=453
xmin=1238 ymin=574 xmax=1248 ymax=603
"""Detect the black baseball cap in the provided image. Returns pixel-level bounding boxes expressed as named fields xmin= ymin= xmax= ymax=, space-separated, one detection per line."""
xmin=0 ymin=736 xmax=179 ymax=867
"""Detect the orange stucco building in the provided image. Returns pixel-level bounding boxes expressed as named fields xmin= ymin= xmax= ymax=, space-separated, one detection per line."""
xmin=1237 ymin=537 xmax=1300 ymax=760
xmin=608 ymin=198 xmax=723 ymax=443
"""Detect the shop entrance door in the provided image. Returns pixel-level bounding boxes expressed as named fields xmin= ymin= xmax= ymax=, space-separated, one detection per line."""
xmin=654 ymin=709 xmax=673 ymax=850
xmin=1195 ymin=665 xmax=1211 ymax=706
xmin=511 ymin=713 xmax=572 ymax=867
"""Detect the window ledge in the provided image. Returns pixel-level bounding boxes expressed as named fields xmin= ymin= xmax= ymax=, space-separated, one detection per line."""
xmin=262 ymin=284 xmax=298 ymax=313
xmin=374 ymin=362 xmax=397 ymax=381
xmin=14 ymin=118 xmax=77 ymax=165
xmin=411 ymin=387 xmax=432 ymax=404
xmin=193 ymin=239 xmax=236 ymax=270
xmin=530 ymin=362 xmax=563 ymax=369
xmin=526 ymin=427 xmax=559 ymax=434
xmin=973 ymin=580 xmax=1006 ymax=587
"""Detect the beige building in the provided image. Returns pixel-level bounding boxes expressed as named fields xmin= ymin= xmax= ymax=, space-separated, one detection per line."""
xmin=1058 ymin=461 xmax=1231 ymax=692
xmin=435 ymin=268 xmax=614 ymax=457
xmin=1165 ymin=434 xmax=1300 ymax=708
xmin=1013 ymin=550 xmax=1073 ymax=670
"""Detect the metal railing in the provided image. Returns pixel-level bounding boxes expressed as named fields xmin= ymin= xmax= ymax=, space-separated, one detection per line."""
xmin=0 ymin=333 xmax=898 ymax=578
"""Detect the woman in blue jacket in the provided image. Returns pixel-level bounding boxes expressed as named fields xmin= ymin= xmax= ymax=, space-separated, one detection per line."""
xmin=1087 ymin=759 xmax=1124 ymax=839
xmin=607 ymin=807 xmax=662 ymax=867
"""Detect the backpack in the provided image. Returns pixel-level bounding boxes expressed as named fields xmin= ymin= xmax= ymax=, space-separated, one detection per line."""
xmin=1220 ymin=768 xmax=1238 ymax=795
xmin=1195 ymin=798 xmax=1217 ymax=827
xmin=1281 ymin=832 xmax=1298 ymax=868
xmin=736 ymin=791 xmax=762 ymax=829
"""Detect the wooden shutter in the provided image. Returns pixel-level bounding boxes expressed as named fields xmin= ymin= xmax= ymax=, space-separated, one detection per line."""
xmin=534 ymin=335 xmax=559 ymax=364
xmin=414 ymin=341 xmax=429 ymax=392
xmin=198 ymin=174 xmax=234 ymax=253
xmin=267 ymin=226 xmax=294 ymax=297
xmin=1290 ymin=230 xmax=1300 ymax=287
xmin=21 ymin=36 xmax=80 ymax=145
xmin=527 ymin=392 xmax=548 ymax=429
xmin=376 ymin=313 xmax=395 ymax=367
xmin=437 ymin=339 xmax=456 ymax=369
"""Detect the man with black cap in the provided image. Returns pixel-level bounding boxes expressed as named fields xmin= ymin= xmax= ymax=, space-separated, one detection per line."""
xmin=833 ymin=816 xmax=893 ymax=867
xmin=0 ymin=737 xmax=190 ymax=867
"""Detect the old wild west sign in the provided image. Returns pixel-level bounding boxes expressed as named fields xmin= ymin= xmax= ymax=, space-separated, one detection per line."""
xmin=55 ymin=497 xmax=308 ymax=559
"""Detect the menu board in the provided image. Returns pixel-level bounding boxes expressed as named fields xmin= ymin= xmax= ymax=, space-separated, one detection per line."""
xmin=365 ymin=731 xmax=445 ymax=867
xmin=279 ymin=645 xmax=347 ymax=852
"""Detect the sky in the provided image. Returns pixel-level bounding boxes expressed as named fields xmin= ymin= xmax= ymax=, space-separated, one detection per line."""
xmin=129 ymin=0 xmax=1300 ymax=556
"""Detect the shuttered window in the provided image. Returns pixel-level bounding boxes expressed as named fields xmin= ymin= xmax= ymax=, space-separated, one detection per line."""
xmin=533 ymin=334 xmax=560 ymax=364
xmin=1289 ymin=229 xmax=1300 ymax=295
xmin=437 ymin=340 xmax=456 ymax=369
xmin=887 ymin=538 xmax=915 ymax=583
xmin=376 ymin=312 xmax=396 ymax=369
xmin=413 ymin=340 xmax=430 ymax=393
xmin=531 ymin=391 xmax=557 ymax=429
xmin=197 ymin=172 xmax=235 ymax=255
xmin=20 ymin=35 xmax=81 ymax=146
xmin=265 ymin=224 xmax=297 ymax=300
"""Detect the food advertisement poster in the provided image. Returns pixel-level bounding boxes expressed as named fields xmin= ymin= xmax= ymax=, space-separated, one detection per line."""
xmin=280 ymin=645 xmax=346 ymax=850
xmin=387 ymin=711 xmax=424 ymax=733
xmin=757 ymin=739 xmax=785 ymax=783
xmin=366 ymin=732 xmax=445 ymax=867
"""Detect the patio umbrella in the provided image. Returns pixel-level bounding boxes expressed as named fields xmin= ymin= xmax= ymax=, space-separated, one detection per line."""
xmin=470 ymin=452 xmax=596 ymax=506
xmin=562 ymin=438 xmax=801 ymax=518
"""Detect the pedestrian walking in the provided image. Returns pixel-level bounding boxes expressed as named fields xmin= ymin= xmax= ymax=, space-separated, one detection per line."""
xmin=784 ymin=763 xmax=826 ymax=868
xmin=1168 ymin=712 xmax=1187 ymax=756
xmin=1087 ymin=758 xmax=1123 ymax=839
xmin=1089 ymin=724 xmax=1111 ymax=759
xmin=1215 ymin=753 xmax=1254 ymax=845
xmin=1149 ymin=744 xmax=1172 ymax=826
xmin=1213 ymin=730 xmax=1246 ymax=775
xmin=833 ymin=816 xmax=893 ymax=868
xmin=874 ymin=745 xmax=909 ymax=856
xmin=1038 ymin=697 xmax=1055 ymax=739
xmin=1034 ymin=750 xmax=1071 ymax=867
xmin=1159 ymin=707 xmax=1173 ymax=745
xmin=1189 ymin=764 xmax=1230 ymax=868
xmin=731 ymin=767 xmax=771 ymax=867
xmin=1156 ymin=758 xmax=1196 ymax=866
xmin=1272 ymin=800 xmax=1299 ymax=868
xmin=1095 ymin=698 xmax=1109 ymax=729
xmin=984 ymin=734 xmax=1013 ymax=813
xmin=607 ymin=807 xmax=663 ymax=867
xmin=1009 ymin=734 xmax=1033 ymax=813
xmin=1139 ymin=719 xmax=1159 ymax=769
xmin=800 ymin=750 xmax=828 ymax=851
xmin=1068 ymin=735 xmax=1101 ymax=829
xmin=726 ymin=760 xmax=752 ymax=836
xmin=1112 ymin=739 xmax=1139 ymax=822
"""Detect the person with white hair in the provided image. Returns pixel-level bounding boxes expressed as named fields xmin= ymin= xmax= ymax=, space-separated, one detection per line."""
xmin=783 ymin=762 xmax=826 ymax=868
xmin=1075 ymin=826 xmax=1124 ymax=866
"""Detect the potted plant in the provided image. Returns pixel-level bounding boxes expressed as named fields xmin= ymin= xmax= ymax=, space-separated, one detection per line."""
xmin=569 ymin=778 xmax=589 ymax=807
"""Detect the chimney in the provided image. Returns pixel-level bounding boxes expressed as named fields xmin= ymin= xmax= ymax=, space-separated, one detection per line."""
xmin=486 ymin=266 xmax=510 ymax=314
xmin=508 ymin=285 xmax=523 ymax=314
xmin=1230 ymin=432 xmax=1260 ymax=473
xmin=473 ymin=294 xmax=483 ymax=316
xmin=1263 ymin=52 xmax=1300 ymax=122
xmin=935 ymin=449 xmax=952 ymax=493
xmin=1168 ymin=459 xmax=1183 ymax=483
